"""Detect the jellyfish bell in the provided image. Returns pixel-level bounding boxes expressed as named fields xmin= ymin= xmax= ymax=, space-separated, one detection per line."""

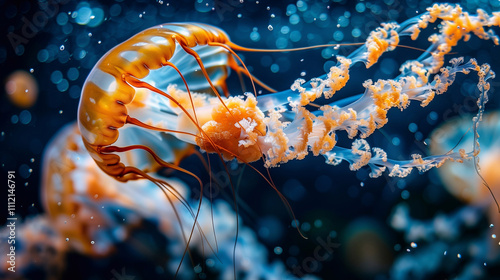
xmin=4 ymin=70 xmax=38 ymax=108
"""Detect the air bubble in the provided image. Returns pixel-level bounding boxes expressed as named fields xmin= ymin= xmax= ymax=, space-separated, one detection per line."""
xmin=274 ymin=246 xmax=283 ymax=255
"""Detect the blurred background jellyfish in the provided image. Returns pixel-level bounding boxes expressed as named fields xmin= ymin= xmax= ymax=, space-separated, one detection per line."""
xmin=389 ymin=110 xmax=500 ymax=279
xmin=34 ymin=121 xmax=317 ymax=279
xmin=4 ymin=70 xmax=39 ymax=108
xmin=430 ymin=111 xmax=500 ymax=218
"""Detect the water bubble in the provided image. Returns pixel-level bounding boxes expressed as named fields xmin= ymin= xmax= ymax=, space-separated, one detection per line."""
xmin=60 ymin=45 xmax=65 ymax=51
xmin=493 ymin=234 xmax=497 ymax=239
xmin=91 ymin=240 xmax=95 ymax=244
xmin=314 ymin=219 xmax=322 ymax=228
xmin=66 ymin=238 xmax=69 ymax=241
xmin=457 ymin=254 xmax=461 ymax=259
xmin=401 ymin=190 xmax=410 ymax=199
xmin=268 ymin=25 xmax=273 ymax=31
xmin=206 ymin=258 xmax=215 ymax=267
xmin=194 ymin=265 xmax=202 ymax=273
xmin=274 ymin=246 xmax=283 ymax=255
xmin=410 ymin=242 xmax=417 ymax=248
xmin=270 ymin=63 xmax=279 ymax=73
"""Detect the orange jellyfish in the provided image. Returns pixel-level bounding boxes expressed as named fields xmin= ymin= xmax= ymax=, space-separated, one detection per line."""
xmin=40 ymin=121 xmax=312 ymax=279
xmin=78 ymin=5 xmax=500 ymax=190
xmin=430 ymin=111 xmax=500 ymax=259
xmin=4 ymin=70 xmax=38 ymax=108
xmin=41 ymin=122 xmax=192 ymax=256
xmin=387 ymin=110 xmax=500 ymax=279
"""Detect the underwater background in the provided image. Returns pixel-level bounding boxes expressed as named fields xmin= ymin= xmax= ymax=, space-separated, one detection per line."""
xmin=1 ymin=0 xmax=500 ymax=279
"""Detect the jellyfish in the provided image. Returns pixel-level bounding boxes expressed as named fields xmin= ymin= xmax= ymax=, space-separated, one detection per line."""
xmin=77 ymin=4 xmax=499 ymax=193
xmin=41 ymin=122 xmax=192 ymax=256
xmin=387 ymin=110 xmax=500 ymax=279
xmin=40 ymin=121 xmax=318 ymax=279
xmin=4 ymin=70 xmax=38 ymax=108
xmin=75 ymin=5 xmax=500 ymax=276
xmin=430 ymin=110 xmax=500 ymax=258
xmin=430 ymin=111 xmax=500 ymax=212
